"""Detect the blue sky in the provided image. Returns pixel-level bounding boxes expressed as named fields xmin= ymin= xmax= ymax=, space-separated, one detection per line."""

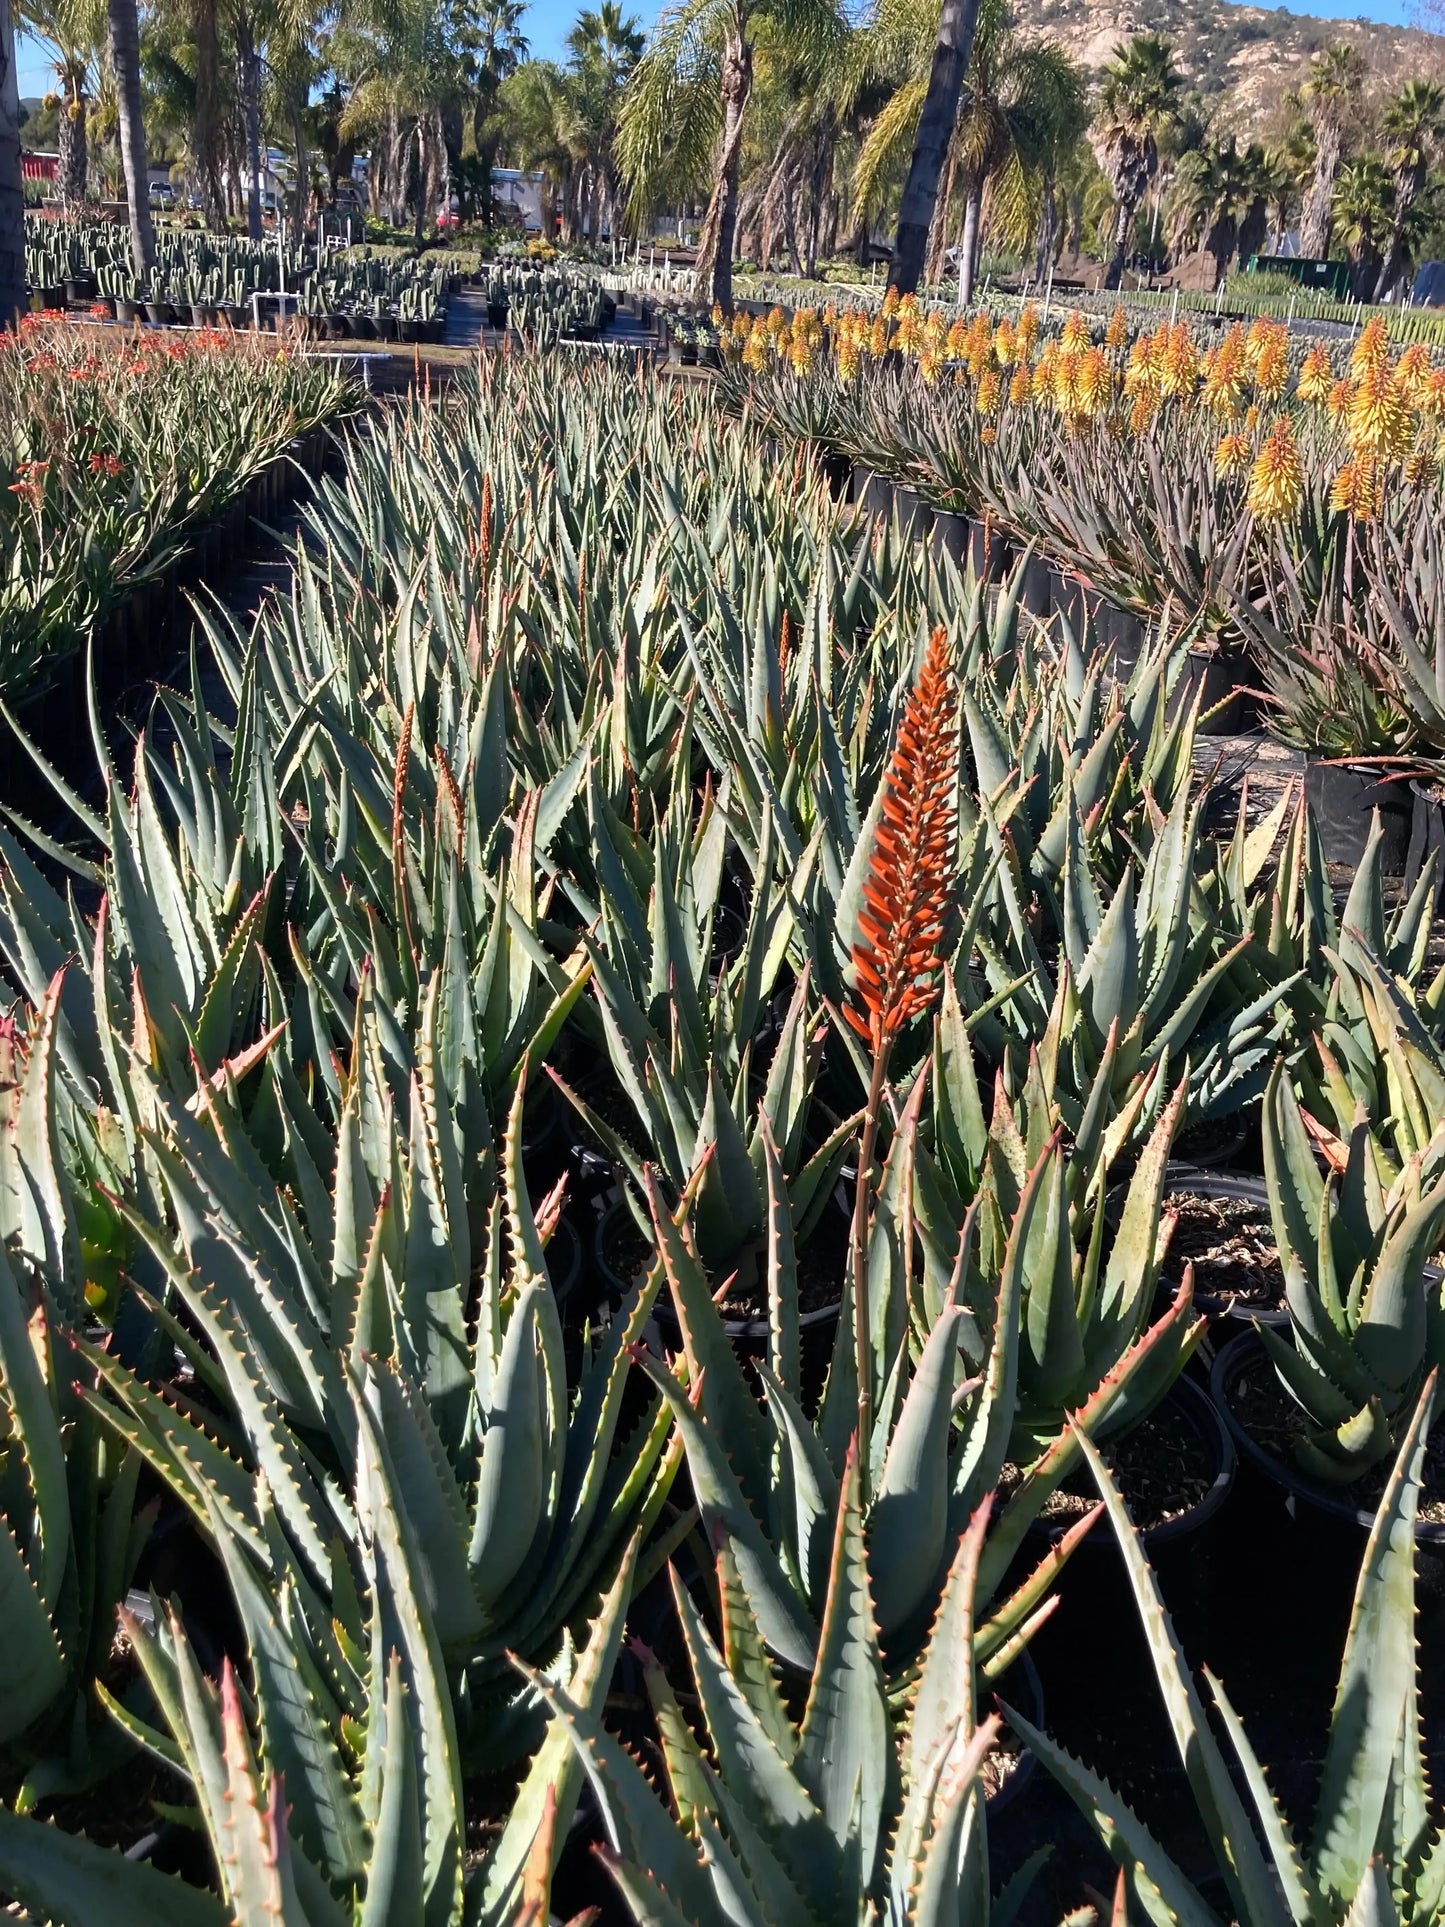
xmin=14 ymin=0 xmax=1432 ymax=106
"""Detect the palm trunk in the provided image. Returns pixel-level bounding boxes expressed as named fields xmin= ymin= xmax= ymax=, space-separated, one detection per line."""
xmin=1374 ymin=161 xmax=1422 ymax=300
xmin=1104 ymin=191 xmax=1135 ymax=290
xmin=108 ymin=0 xmax=155 ymax=272
xmin=236 ymin=12 xmax=263 ymax=241
xmin=195 ymin=0 xmax=225 ymax=226
xmin=412 ymin=120 xmax=426 ymax=243
xmin=958 ymin=180 xmax=982 ymax=301
xmin=781 ymin=161 xmax=802 ymax=274
xmin=0 ymin=0 xmax=23 ymax=325
xmin=290 ymin=102 xmax=309 ymax=226
xmin=1298 ymin=123 xmax=1341 ymax=258
xmin=1374 ymin=229 xmax=1406 ymax=302
xmin=1033 ymin=173 xmax=1057 ymax=280
xmin=56 ymin=77 xmax=87 ymax=202
xmin=890 ymin=0 xmax=982 ymax=295
xmin=924 ymin=135 xmax=959 ymax=286
xmin=692 ymin=25 xmax=752 ymax=311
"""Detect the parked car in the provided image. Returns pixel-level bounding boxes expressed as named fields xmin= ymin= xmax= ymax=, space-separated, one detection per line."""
xmin=148 ymin=182 xmax=176 ymax=207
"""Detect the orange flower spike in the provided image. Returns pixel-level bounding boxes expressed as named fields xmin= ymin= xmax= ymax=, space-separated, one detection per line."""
xmin=846 ymin=626 xmax=959 ymax=1053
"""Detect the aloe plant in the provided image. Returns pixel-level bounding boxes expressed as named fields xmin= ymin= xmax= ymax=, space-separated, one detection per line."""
xmin=0 ymin=977 xmax=151 ymax=1804
xmin=532 ymin=1455 xmax=1034 ymax=1925
xmin=1256 ymin=1059 xmax=1445 ymax=1483
xmin=1011 ymin=1376 xmax=1445 ymax=1927
xmin=0 ymin=317 xmax=353 ymax=703
xmin=74 ymin=1024 xmax=680 ymax=1761
xmin=0 ymin=1430 xmax=641 ymax=1926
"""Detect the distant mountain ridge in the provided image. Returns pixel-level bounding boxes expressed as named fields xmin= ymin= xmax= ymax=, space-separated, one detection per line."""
xmin=1018 ymin=0 xmax=1445 ymax=134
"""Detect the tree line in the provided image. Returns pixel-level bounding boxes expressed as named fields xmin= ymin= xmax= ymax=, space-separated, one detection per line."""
xmin=1 ymin=0 xmax=1444 ymax=321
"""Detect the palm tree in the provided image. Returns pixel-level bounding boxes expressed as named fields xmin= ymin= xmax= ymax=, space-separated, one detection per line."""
xmin=22 ymin=0 xmax=103 ymax=203
xmin=107 ymin=0 xmax=154 ymax=270
xmin=887 ymin=0 xmax=982 ymax=293
xmin=453 ymin=0 xmax=529 ymax=219
xmin=850 ymin=0 xmax=1083 ymax=299
xmin=1297 ymin=42 xmax=1364 ymax=258
xmin=1168 ymin=135 xmax=1269 ymax=288
xmin=1374 ymin=77 xmax=1445 ymax=299
xmin=617 ymin=0 xmax=842 ymax=309
xmin=495 ymin=59 xmax=572 ymax=232
xmin=1091 ymin=32 xmax=1182 ymax=290
xmin=0 ymin=0 xmax=24 ymax=322
xmin=193 ymin=0 xmax=226 ymax=224
xmin=1014 ymin=37 xmax=1088 ymax=282
xmin=1333 ymin=153 xmax=1395 ymax=297
xmin=563 ymin=1 xmax=642 ymax=236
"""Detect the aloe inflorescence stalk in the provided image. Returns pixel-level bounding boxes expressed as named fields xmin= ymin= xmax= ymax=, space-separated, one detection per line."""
xmin=846 ymin=623 xmax=959 ymax=1477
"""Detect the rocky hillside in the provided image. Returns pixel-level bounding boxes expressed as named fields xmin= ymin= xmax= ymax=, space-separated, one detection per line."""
xmin=1018 ymin=0 xmax=1445 ymax=133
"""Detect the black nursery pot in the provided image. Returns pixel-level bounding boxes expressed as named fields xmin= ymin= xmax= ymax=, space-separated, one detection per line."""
xmin=852 ymin=465 xmax=895 ymax=519
xmin=1406 ymin=780 xmax=1445 ymax=910
xmin=1304 ymin=759 xmax=1415 ymax=871
xmin=985 ymin=1650 xmax=1045 ymax=1819
xmin=929 ymin=508 xmax=970 ymax=568
xmin=1167 ymin=647 xmax=1256 ymax=735
xmin=891 ymin=484 xmax=932 ymax=543
xmin=1016 ymin=549 xmax=1054 ymax=621
xmin=816 ymin=449 xmax=852 ymax=499
xmin=593 ymin=1193 xmax=842 ymax=1376
xmin=1156 ymin=1169 xmax=1287 ymax=1327
xmin=1097 ymin=598 xmax=1145 ymax=684
xmin=1030 ymin=1375 xmax=1236 ymax=1557
xmin=969 ymin=517 xmax=1012 ymax=585
xmin=1210 ymin=1327 xmax=1445 ymax=1545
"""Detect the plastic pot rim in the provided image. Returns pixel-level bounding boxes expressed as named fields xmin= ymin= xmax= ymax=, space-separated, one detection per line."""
xmin=1208 ymin=1326 xmax=1445 ymax=1543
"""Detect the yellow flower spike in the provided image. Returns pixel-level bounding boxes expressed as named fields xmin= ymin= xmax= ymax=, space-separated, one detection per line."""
xmin=1106 ymin=304 xmax=1127 ymax=351
xmin=1420 ymin=368 xmax=1445 ymax=418
xmin=1078 ymin=346 xmax=1111 ymax=416
xmin=1203 ymin=322 xmax=1247 ymax=419
xmin=1018 ymin=302 xmax=1040 ymax=351
xmin=1253 ymin=333 xmax=1289 ymax=401
xmin=1329 ymin=456 xmax=1383 ymax=520
xmin=1215 ymin=430 xmax=1251 ymax=478
xmin=1347 ymin=361 xmax=1412 ymax=461
xmin=1327 ymin=376 xmax=1354 ymax=422
xmin=1349 ymin=315 xmax=1390 ymax=381
xmin=1160 ymin=323 xmax=1199 ymax=401
xmin=1130 ymin=390 xmax=1156 ymax=436
xmin=1394 ymin=342 xmax=1431 ymax=403
xmin=1296 ymin=344 xmax=1333 ymax=405
xmin=993 ymin=317 xmax=1018 ymax=367
xmin=1247 ymin=416 xmax=1305 ymax=520
xmin=946 ymin=317 xmax=969 ymax=358
xmin=1403 ymin=435 xmax=1443 ymax=489
xmin=1009 ymin=361 xmax=1032 ymax=407
xmin=882 ymin=286 xmax=900 ymax=318
xmin=978 ymin=368 xmax=1001 ymax=415
xmin=1060 ymin=310 xmax=1091 ymax=352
